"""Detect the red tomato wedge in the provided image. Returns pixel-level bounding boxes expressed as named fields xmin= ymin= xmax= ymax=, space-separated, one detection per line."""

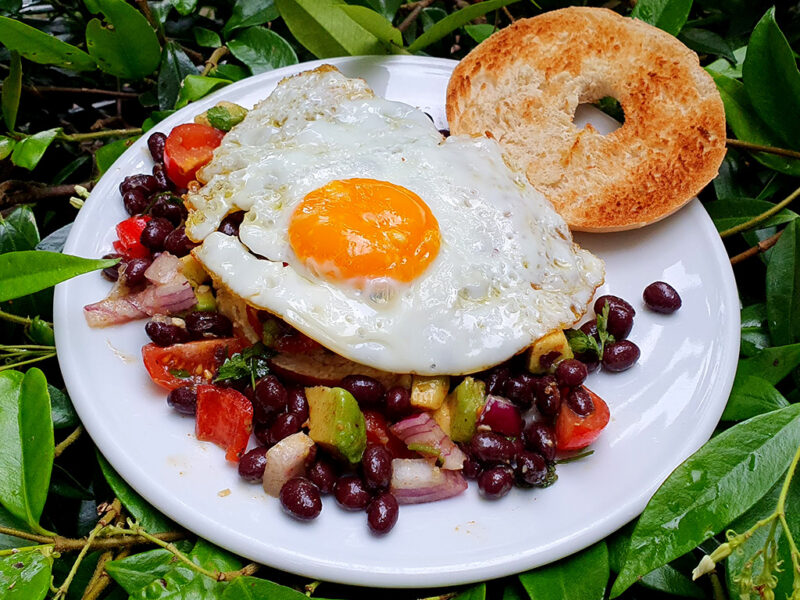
xmin=142 ymin=338 xmax=247 ymax=390
xmin=113 ymin=216 xmax=151 ymax=260
xmin=163 ymin=123 xmax=225 ymax=188
xmin=363 ymin=410 xmax=415 ymax=459
xmin=196 ymin=385 xmax=253 ymax=462
xmin=555 ymin=387 xmax=610 ymax=451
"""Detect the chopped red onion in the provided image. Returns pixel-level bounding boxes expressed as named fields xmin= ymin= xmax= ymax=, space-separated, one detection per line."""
xmin=84 ymin=279 xmax=196 ymax=327
xmin=390 ymin=412 xmax=466 ymax=470
xmin=144 ymin=252 xmax=181 ymax=285
xmin=477 ymin=395 xmax=523 ymax=437
xmin=390 ymin=458 xmax=468 ymax=504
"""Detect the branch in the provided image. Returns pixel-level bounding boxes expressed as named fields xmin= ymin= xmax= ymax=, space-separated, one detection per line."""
xmin=729 ymin=230 xmax=783 ymax=265
xmin=719 ymin=185 xmax=800 ymax=238
xmin=58 ymin=128 xmax=142 ymax=142
xmin=0 ymin=181 xmax=94 ymax=210
xmin=54 ymin=426 xmax=84 ymax=458
xmin=398 ymin=0 xmax=435 ymax=32
xmin=726 ymin=138 xmax=800 ymax=160
xmin=201 ymin=47 xmax=229 ymax=77
xmin=24 ymin=85 xmax=139 ymax=99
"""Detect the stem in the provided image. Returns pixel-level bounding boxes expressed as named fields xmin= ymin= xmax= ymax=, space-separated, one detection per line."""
xmin=710 ymin=571 xmax=728 ymax=600
xmin=726 ymin=138 xmax=800 ymax=160
xmin=729 ymin=230 xmax=784 ymax=265
xmin=0 ymin=352 xmax=56 ymax=371
xmin=398 ymin=0 xmax=435 ymax=31
xmin=201 ymin=46 xmax=229 ymax=77
xmin=305 ymin=581 xmax=321 ymax=596
xmin=80 ymin=549 xmax=115 ymax=600
xmin=24 ymin=85 xmax=139 ymax=98
xmin=58 ymin=128 xmax=142 ymax=143
xmin=0 ymin=526 xmax=54 ymax=544
xmin=0 ymin=344 xmax=56 ymax=351
xmin=719 ymin=185 xmax=800 ymax=238
xmin=219 ymin=562 xmax=259 ymax=581
xmin=135 ymin=0 xmax=166 ymax=45
xmin=0 ymin=310 xmax=33 ymax=326
xmin=0 ymin=544 xmax=53 ymax=557
xmin=54 ymin=426 xmax=84 ymax=458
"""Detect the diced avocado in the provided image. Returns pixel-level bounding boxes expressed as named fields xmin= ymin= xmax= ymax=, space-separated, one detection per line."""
xmin=178 ymin=254 xmax=209 ymax=285
xmin=261 ymin=317 xmax=281 ymax=348
xmin=410 ymin=375 xmax=449 ymax=410
xmin=194 ymin=285 xmax=216 ymax=311
xmin=527 ymin=330 xmax=574 ymax=374
xmin=194 ymin=101 xmax=248 ymax=130
xmin=306 ymin=386 xmax=366 ymax=464
xmin=448 ymin=377 xmax=486 ymax=443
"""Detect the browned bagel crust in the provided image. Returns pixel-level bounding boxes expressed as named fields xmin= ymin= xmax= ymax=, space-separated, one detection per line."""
xmin=446 ymin=7 xmax=726 ymax=232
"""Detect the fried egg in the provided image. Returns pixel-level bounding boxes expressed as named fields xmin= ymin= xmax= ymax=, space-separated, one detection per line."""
xmin=186 ymin=66 xmax=604 ymax=375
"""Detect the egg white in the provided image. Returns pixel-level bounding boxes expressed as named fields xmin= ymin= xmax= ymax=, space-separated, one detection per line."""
xmin=187 ymin=66 xmax=604 ymax=375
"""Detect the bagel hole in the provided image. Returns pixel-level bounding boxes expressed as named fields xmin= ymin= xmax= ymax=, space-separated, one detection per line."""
xmin=573 ymin=97 xmax=625 ymax=134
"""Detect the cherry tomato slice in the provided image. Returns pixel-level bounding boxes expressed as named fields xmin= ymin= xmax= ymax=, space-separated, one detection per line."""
xmin=163 ymin=123 xmax=225 ymax=188
xmin=196 ymin=384 xmax=253 ymax=462
xmin=555 ymin=387 xmax=610 ymax=451
xmin=142 ymin=338 xmax=247 ymax=390
xmin=113 ymin=216 xmax=151 ymax=260
xmin=363 ymin=410 xmax=415 ymax=459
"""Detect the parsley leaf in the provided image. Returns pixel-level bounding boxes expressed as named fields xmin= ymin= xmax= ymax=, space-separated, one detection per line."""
xmin=565 ymin=329 xmax=600 ymax=357
xmin=169 ymin=368 xmax=191 ymax=379
xmin=214 ymin=342 xmax=275 ymax=385
xmin=595 ymin=301 xmax=616 ymax=356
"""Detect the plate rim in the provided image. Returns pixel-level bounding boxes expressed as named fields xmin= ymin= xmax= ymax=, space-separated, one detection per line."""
xmin=54 ymin=54 xmax=741 ymax=588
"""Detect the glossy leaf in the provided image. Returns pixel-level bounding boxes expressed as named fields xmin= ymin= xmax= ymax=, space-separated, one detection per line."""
xmin=175 ymin=75 xmax=230 ymax=109
xmin=193 ymin=26 xmax=221 ymax=48
xmin=340 ymin=5 xmax=402 ymax=48
xmin=95 ymin=137 xmax=137 ymax=175
xmin=210 ymin=64 xmax=250 ymax=82
xmin=1 ymin=51 xmax=21 ymax=131
xmin=420 ymin=7 xmax=447 ymax=31
xmin=705 ymin=198 xmax=798 ymax=232
xmin=706 ymin=45 xmax=747 ymax=79
xmin=276 ymin=0 xmax=385 ymax=59
xmin=464 ymin=23 xmax=496 ymax=43
xmin=26 ymin=316 xmax=54 ymax=346
xmin=711 ymin=72 xmax=800 ymax=176
xmin=0 ymin=135 xmax=14 ymax=160
xmin=766 ymin=219 xmax=800 ymax=346
xmin=10 ymin=128 xmax=59 ymax=171
xmin=738 ymin=343 xmax=800 ymax=384
xmin=0 ymin=16 xmax=95 ymax=71
xmin=35 ymin=223 xmax=72 ymax=253
xmin=0 ymin=504 xmax=30 ymax=549
xmin=228 ymin=27 xmax=298 ymax=75
xmin=721 ymin=374 xmax=788 ymax=421
xmin=0 ymin=251 xmax=116 ymax=303
xmin=611 ymin=403 xmax=800 ymax=596
xmin=350 ymin=0 xmax=401 ymax=21
xmin=407 ymin=0 xmax=520 ymax=53
xmin=0 ymin=551 xmax=52 ymax=600
xmin=741 ymin=303 xmax=771 ymax=356
xmin=106 ymin=546 xmax=192 ymax=593
xmin=85 ymin=0 xmax=161 ymax=79
xmin=0 ymin=206 xmax=39 ymax=253
xmin=223 ymin=0 xmax=279 ymax=37
xmin=158 ymin=41 xmax=197 ymax=110
xmin=171 ymin=0 xmax=196 ymax=16
xmin=742 ymin=8 xmax=800 ymax=149
xmin=630 ymin=0 xmax=692 ymax=36
xmin=141 ymin=109 xmax=175 ymax=132
xmin=678 ymin=28 xmax=735 ymax=62
xmin=520 ymin=541 xmax=608 ymax=600
xmin=502 ymin=581 xmax=526 ymax=600
xmin=97 ymin=453 xmax=173 ymax=533
xmin=454 ymin=583 xmax=486 ymax=600
xmin=221 ymin=576 xmax=308 ymax=599
xmin=0 ymin=368 xmax=53 ymax=533
xmin=48 ymin=385 xmax=77 ymax=429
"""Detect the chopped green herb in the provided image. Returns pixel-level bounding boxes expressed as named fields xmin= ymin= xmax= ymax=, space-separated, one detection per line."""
xmin=565 ymin=329 xmax=600 ymax=357
xmin=595 ymin=302 xmax=616 ymax=356
xmin=214 ymin=342 xmax=275 ymax=385
xmin=169 ymin=368 xmax=191 ymax=379
xmin=555 ymin=449 xmax=595 ymax=465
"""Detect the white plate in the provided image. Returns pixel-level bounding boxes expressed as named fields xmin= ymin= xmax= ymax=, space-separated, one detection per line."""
xmin=54 ymin=56 xmax=740 ymax=588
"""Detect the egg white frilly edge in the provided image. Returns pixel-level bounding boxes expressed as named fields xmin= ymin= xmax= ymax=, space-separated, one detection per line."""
xmin=186 ymin=65 xmax=604 ymax=376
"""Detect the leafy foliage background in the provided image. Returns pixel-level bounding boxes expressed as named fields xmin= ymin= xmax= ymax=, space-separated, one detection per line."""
xmin=2 ymin=0 xmax=800 ymax=599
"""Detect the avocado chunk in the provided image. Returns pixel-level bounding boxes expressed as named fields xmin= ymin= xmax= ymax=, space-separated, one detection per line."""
xmin=410 ymin=375 xmax=449 ymax=410
xmin=306 ymin=386 xmax=367 ymax=464
xmin=527 ymin=330 xmax=574 ymax=374
xmin=194 ymin=285 xmax=216 ymax=311
xmin=448 ymin=376 xmax=486 ymax=443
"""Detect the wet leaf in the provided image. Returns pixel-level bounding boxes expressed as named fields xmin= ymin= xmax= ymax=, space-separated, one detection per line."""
xmin=223 ymin=0 xmax=278 ymax=37
xmin=766 ymin=219 xmax=800 ymax=346
xmin=0 ymin=551 xmax=52 ymax=600
xmin=0 ymin=368 xmax=53 ymax=534
xmin=721 ymin=374 xmax=788 ymax=421
xmin=227 ymin=27 xmax=298 ymax=75
xmin=519 ymin=541 xmax=608 ymax=600
xmin=630 ymin=0 xmax=693 ymax=36
xmin=220 ymin=576 xmax=308 ymax=599
xmin=340 ymin=5 xmax=402 ymax=48
xmin=10 ymin=129 xmax=59 ymax=171
xmin=1 ymin=51 xmax=20 ymax=131
xmin=741 ymin=303 xmax=771 ymax=356
xmin=158 ymin=41 xmax=197 ymax=110
xmin=0 ymin=206 xmax=39 ymax=253
xmin=611 ymin=403 xmax=800 ymax=596
xmin=0 ymin=251 xmax=116 ymax=302
xmin=705 ymin=197 xmax=798 ymax=232
xmin=0 ymin=16 xmax=95 ymax=71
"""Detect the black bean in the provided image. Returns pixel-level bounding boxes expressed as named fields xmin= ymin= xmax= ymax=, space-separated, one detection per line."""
xmin=532 ymin=375 xmax=561 ymax=418
xmin=484 ymin=366 xmax=511 ymax=396
xmin=122 ymin=189 xmax=149 ymax=215
xmin=184 ymin=311 xmax=233 ymax=339
xmin=120 ymin=257 xmax=152 ymax=287
xmin=504 ymin=373 xmax=536 ymax=407
xmin=606 ymin=304 xmax=634 ymax=340
xmin=145 ymin=320 xmax=190 ymax=346
xmin=362 ymin=445 xmax=392 ymax=491
xmin=555 ymin=359 xmax=588 ymax=388
xmin=286 ymin=387 xmax=309 ymax=422
xmin=462 ymin=455 xmax=482 ymax=479
xmin=567 ymin=387 xmax=595 ymax=416
xmin=477 ymin=466 xmax=514 ymax=499
xmin=101 ymin=253 xmax=122 ymax=281
xmin=218 ymin=211 xmax=245 ymax=236
xmin=523 ymin=422 xmax=557 ymax=462
xmin=515 ymin=451 xmax=548 ymax=487
xmin=147 ymin=132 xmax=167 ymax=163
xmin=602 ymin=340 xmax=640 ymax=372
xmin=267 ymin=412 xmax=302 ymax=445
xmin=339 ymin=375 xmax=385 ymax=408
xmin=308 ymin=458 xmax=337 ymax=494
xmin=140 ymin=217 xmax=173 ymax=251
xmin=334 ymin=475 xmax=372 ymax=510
xmin=253 ymin=375 xmax=288 ymax=425
xmin=238 ymin=447 xmax=267 ymax=482
xmin=152 ymin=163 xmax=170 ymax=191
xmin=163 ymin=226 xmax=197 ymax=257
xmin=384 ymin=386 xmax=411 ymax=421
xmin=367 ymin=492 xmax=399 ymax=535
xmin=280 ymin=477 xmax=322 ymax=521
xmin=151 ymin=193 xmax=187 ymax=225
xmin=471 ymin=431 xmax=515 ymax=464
xmin=120 ymin=174 xmax=160 ymax=196
xmin=644 ymin=281 xmax=682 ymax=314
xmin=167 ymin=386 xmax=196 ymax=415
xmin=579 ymin=319 xmax=599 ymax=340
xmin=594 ymin=294 xmax=635 ymax=317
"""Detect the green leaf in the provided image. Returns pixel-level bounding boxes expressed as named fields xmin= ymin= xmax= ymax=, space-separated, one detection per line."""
xmin=158 ymin=41 xmax=197 ymax=110
xmin=407 ymin=0 xmax=520 ymax=53
xmin=221 ymin=576 xmax=308 ymax=600
xmin=0 ymin=135 xmax=15 ymax=160
xmin=35 ymin=223 xmax=72 ymax=252
xmin=721 ymin=374 xmax=789 ymax=421
xmin=0 ymin=368 xmax=53 ymax=533
xmin=175 ymin=75 xmax=230 ymax=109
xmin=610 ymin=403 xmax=800 ymax=597
xmin=464 ymin=23 xmax=496 ymax=43
xmin=97 ymin=453 xmax=173 ymax=533
xmin=0 ymin=206 xmax=39 ymax=253
xmin=705 ymin=197 xmax=798 ymax=232
xmin=51 ymin=154 xmax=89 ymax=185
xmin=48 ymin=385 xmax=77 ymax=429
xmin=711 ymin=72 xmax=800 ymax=176
xmin=678 ymin=28 xmax=736 ymax=62
xmin=630 ymin=0 xmax=693 ymax=36
xmin=95 ymin=137 xmax=137 ymax=175
xmin=766 ymin=219 xmax=800 ymax=346
xmin=193 ymin=26 xmax=221 ymax=48
xmin=740 ymin=303 xmax=771 ymax=356
xmin=0 ymin=251 xmax=117 ymax=302
xmin=2 ymin=51 xmax=21 ymax=131
xmin=0 ymin=504 xmax=31 ymax=549
xmin=223 ymin=0 xmax=278 ymax=37
xmin=340 ymin=5 xmax=402 ymax=47
xmin=142 ymin=109 xmax=175 ymax=132
xmin=520 ymin=541 xmax=608 ymax=600
xmin=171 ymin=0 xmax=196 ymax=16
xmin=706 ymin=46 xmax=747 ymax=79
xmin=10 ymin=128 xmax=59 ymax=171
xmin=26 ymin=316 xmax=54 ymax=346
xmin=420 ymin=7 xmax=447 ymax=31
xmin=228 ymin=27 xmax=298 ymax=75
xmin=106 ymin=547 xmax=191 ymax=593
xmin=742 ymin=8 xmax=800 ymax=150
xmin=0 ymin=16 xmax=95 ymax=71
xmin=454 ymin=583 xmax=486 ymax=600
xmin=0 ymin=551 xmax=52 ymax=600
xmin=85 ymin=0 xmax=161 ymax=79
xmin=350 ymin=0 xmax=401 ymax=21
xmin=210 ymin=64 xmax=250 ymax=82
xmin=276 ymin=0 xmax=386 ymax=59
xmin=738 ymin=343 xmax=800 ymax=384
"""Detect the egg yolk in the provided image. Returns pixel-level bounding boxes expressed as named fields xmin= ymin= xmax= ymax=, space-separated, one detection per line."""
xmin=288 ymin=178 xmax=440 ymax=283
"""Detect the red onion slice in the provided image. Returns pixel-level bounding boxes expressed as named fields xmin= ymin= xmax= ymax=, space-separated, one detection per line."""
xmin=391 ymin=412 xmax=466 ymax=470
xmin=390 ymin=458 xmax=468 ymax=504
xmin=477 ymin=395 xmax=523 ymax=437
